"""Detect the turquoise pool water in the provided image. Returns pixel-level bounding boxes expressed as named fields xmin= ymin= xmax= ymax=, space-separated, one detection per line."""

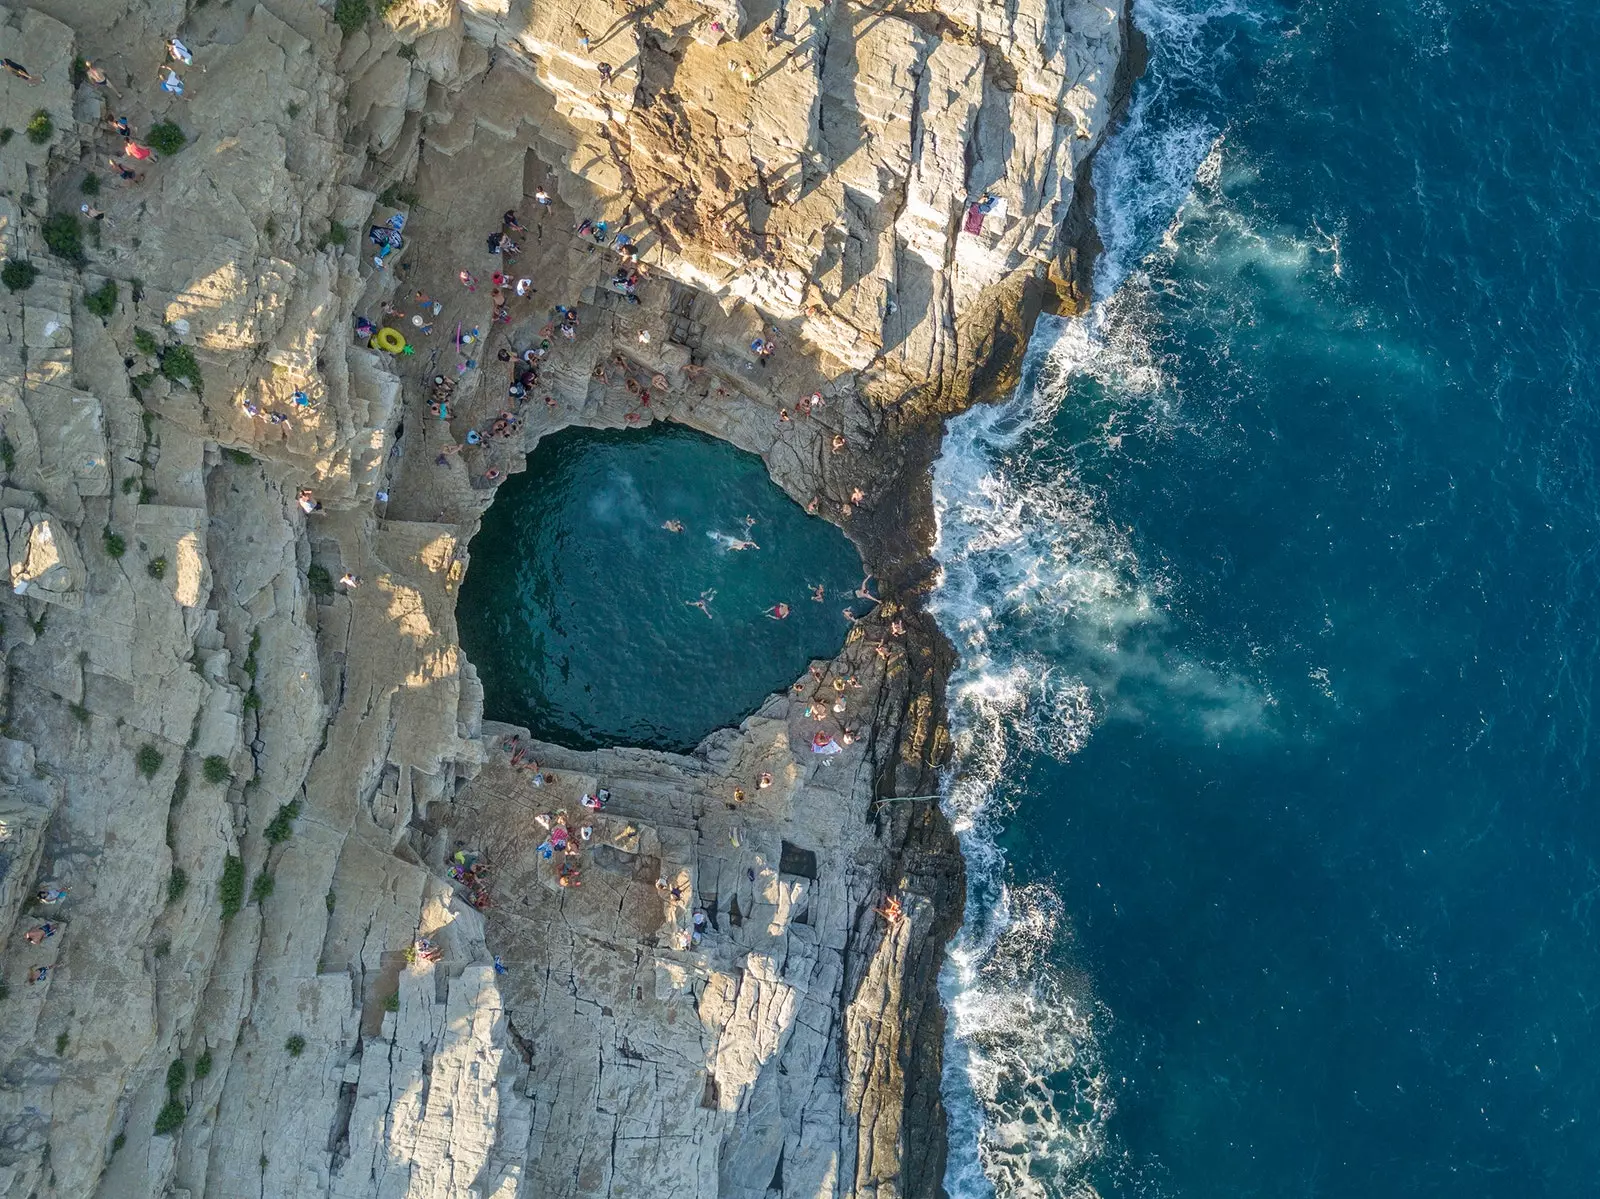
xmin=458 ymin=423 xmax=866 ymax=751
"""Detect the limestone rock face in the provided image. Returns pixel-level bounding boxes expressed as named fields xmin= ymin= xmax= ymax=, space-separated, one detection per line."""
xmin=0 ymin=0 xmax=1126 ymax=1196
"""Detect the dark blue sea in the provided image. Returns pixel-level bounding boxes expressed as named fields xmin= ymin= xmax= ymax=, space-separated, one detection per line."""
xmin=932 ymin=1 xmax=1600 ymax=1196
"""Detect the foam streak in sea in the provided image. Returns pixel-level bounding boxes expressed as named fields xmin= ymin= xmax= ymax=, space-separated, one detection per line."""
xmin=931 ymin=1 xmax=1260 ymax=1194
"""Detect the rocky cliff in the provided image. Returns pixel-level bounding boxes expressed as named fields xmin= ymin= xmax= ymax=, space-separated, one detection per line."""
xmin=0 ymin=1 xmax=1125 ymax=1196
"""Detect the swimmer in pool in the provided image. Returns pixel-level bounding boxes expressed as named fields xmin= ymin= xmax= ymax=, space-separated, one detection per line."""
xmin=686 ymin=589 xmax=716 ymax=618
xmin=663 ymin=520 xmax=684 ymax=533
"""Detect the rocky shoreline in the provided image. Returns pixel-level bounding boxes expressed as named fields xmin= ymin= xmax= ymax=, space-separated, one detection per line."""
xmin=0 ymin=1 xmax=1128 ymax=1195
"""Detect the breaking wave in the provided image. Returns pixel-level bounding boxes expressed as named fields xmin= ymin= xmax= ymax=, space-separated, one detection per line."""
xmin=932 ymin=0 xmax=1267 ymax=1194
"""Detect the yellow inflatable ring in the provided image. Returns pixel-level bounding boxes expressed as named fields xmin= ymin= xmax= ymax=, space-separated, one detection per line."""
xmin=373 ymin=327 xmax=406 ymax=354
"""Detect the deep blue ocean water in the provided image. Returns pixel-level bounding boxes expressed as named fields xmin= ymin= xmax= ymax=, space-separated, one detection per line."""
xmin=934 ymin=1 xmax=1600 ymax=1196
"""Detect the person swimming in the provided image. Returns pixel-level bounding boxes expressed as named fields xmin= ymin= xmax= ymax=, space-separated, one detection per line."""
xmin=686 ymin=588 xmax=716 ymax=618
xmin=766 ymin=602 xmax=791 ymax=620
xmin=729 ymin=539 xmax=759 ymax=551
xmin=662 ymin=519 xmax=684 ymax=533
xmin=811 ymin=583 xmax=826 ymax=602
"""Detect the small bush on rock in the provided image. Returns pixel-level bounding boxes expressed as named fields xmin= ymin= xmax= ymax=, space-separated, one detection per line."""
xmin=334 ymin=0 xmax=368 ymax=34
xmin=264 ymin=800 xmax=301 ymax=844
xmin=135 ymin=743 xmax=163 ymax=778
xmin=306 ymin=564 xmax=335 ymax=598
xmin=80 ymin=172 xmax=100 ymax=196
xmin=167 ymin=867 xmax=188 ymax=904
xmin=193 ymin=1048 xmax=212 ymax=1079
xmin=2 ymin=260 xmax=37 ymax=292
xmin=159 ymin=343 xmax=203 ymax=394
xmin=42 ymin=211 xmax=84 ymax=265
xmin=24 ymin=110 xmax=52 ymax=145
xmin=202 ymin=755 xmax=231 ymax=785
xmin=153 ymin=1097 xmax=186 ymax=1135
xmin=166 ymin=1059 xmax=186 ymax=1097
xmin=250 ymin=871 xmax=274 ymax=903
xmin=146 ymin=556 xmax=167 ymax=579
xmin=103 ymin=528 xmax=126 ymax=558
xmin=84 ymin=279 xmax=117 ymax=319
xmin=146 ymin=121 xmax=186 ymax=156
xmin=133 ymin=328 xmax=161 ymax=357
xmin=284 ymin=1034 xmax=306 ymax=1057
xmin=219 ymin=854 xmax=245 ymax=919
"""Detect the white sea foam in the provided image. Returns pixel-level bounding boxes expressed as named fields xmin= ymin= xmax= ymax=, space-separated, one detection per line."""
xmin=933 ymin=2 xmax=1271 ymax=1195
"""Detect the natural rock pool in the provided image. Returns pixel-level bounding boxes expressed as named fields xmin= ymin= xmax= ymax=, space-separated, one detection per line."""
xmin=458 ymin=424 xmax=867 ymax=751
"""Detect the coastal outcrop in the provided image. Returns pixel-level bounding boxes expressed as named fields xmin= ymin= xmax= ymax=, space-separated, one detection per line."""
xmin=0 ymin=1 xmax=1125 ymax=1196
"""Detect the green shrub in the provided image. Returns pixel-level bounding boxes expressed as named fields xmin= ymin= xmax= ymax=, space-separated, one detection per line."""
xmin=334 ymin=0 xmax=369 ymax=34
xmin=173 ymin=771 xmax=189 ymax=805
xmin=69 ymin=701 xmax=89 ymax=724
xmin=165 ymin=1058 xmax=186 ymax=1097
xmin=397 ymin=42 xmax=417 ymax=61
xmin=25 ymin=110 xmax=52 ymax=145
xmin=167 ymin=867 xmax=188 ymax=904
xmin=133 ymin=328 xmax=160 ymax=357
xmin=55 ymin=1031 xmax=68 ymax=1054
xmin=284 ymin=1034 xmax=306 ymax=1057
xmin=0 ymin=436 xmax=13 ymax=473
xmin=326 ymin=889 xmax=336 ymax=912
xmin=322 ymin=220 xmax=348 ymax=249
xmin=2 ymin=260 xmax=37 ymax=292
xmin=193 ymin=1048 xmax=212 ymax=1079
xmin=222 ymin=448 xmax=254 ymax=466
xmin=0 ymin=128 xmax=12 ymax=146
xmin=159 ymin=343 xmax=202 ymax=394
xmin=80 ymin=173 xmax=100 ymax=196
xmin=136 ymin=743 xmax=163 ymax=778
xmin=71 ymin=57 xmax=88 ymax=86
xmin=306 ymin=564 xmax=334 ymax=597
xmin=41 ymin=211 xmax=84 ymax=265
xmin=103 ymin=528 xmax=126 ymax=558
xmin=378 ymin=183 xmax=418 ymax=209
xmin=84 ymin=278 xmax=117 ymax=319
xmin=112 ymin=1132 xmax=126 ymax=1153
xmin=383 ymin=991 xmax=400 ymax=1013
xmin=218 ymin=854 xmax=244 ymax=919
xmin=146 ymin=121 xmax=186 ymax=156
xmin=202 ymin=755 xmax=232 ymax=785
xmin=153 ymin=1097 xmax=186 ymax=1135
xmin=242 ymin=688 xmax=261 ymax=712
xmin=146 ymin=556 xmax=167 ymax=580
xmin=250 ymin=871 xmax=274 ymax=903
xmin=286 ymin=101 xmax=300 ymax=120
xmin=264 ymin=800 xmax=301 ymax=844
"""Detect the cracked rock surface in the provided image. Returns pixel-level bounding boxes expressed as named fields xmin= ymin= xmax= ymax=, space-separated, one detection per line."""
xmin=0 ymin=0 xmax=1127 ymax=1196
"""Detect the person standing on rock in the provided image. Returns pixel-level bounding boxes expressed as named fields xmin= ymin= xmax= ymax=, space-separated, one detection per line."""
xmin=83 ymin=59 xmax=119 ymax=96
xmin=123 ymin=138 xmax=156 ymax=163
xmin=167 ymin=37 xmax=193 ymax=67
xmin=107 ymin=158 xmax=143 ymax=184
xmin=157 ymin=66 xmax=185 ymax=98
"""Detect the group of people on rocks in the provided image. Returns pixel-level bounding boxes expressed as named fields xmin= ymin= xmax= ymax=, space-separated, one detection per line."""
xmin=78 ymin=38 xmax=197 ymax=186
xmin=445 ymin=847 xmax=492 ymax=911
xmin=18 ymin=890 xmax=66 ymax=984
